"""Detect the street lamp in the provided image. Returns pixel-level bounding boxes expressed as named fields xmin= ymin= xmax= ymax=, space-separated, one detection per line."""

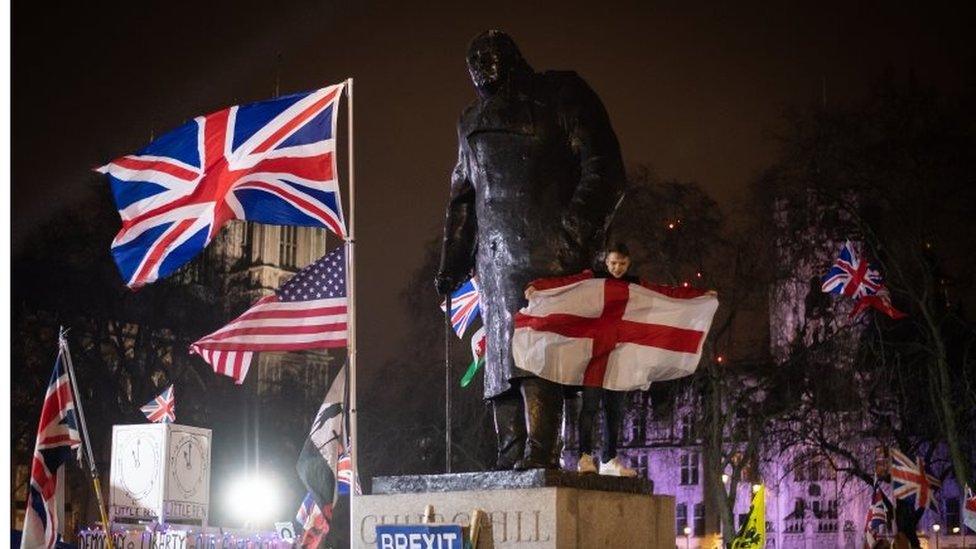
xmin=931 ymin=524 xmax=940 ymax=549
xmin=683 ymin=525 xmax=691 ymax=549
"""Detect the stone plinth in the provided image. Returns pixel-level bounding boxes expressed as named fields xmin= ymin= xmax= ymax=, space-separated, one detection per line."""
xmin=354 ymin=470 xmax=675 ymax=548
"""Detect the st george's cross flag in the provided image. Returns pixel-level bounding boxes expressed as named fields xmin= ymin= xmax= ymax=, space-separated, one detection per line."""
xmin=97 ymin=83 xmax=347 ymax=288
xmin=191 ymin=246 xmax=347 ymax=383
xmin=440 ymin=277 xmax=481 ymax=338
xmin=890 ymin=448 xmax=941 ymax=512
xmin=22 ymin=349 xmax=82 ymax=549
xmin=513 ymin=271 xmax=718 ymax=391
xmin=140 ymin=385 xmax=176 ymax=423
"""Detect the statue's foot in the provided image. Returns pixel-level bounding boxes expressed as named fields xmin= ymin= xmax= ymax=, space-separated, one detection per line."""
xmin=514 ymin=457 xmax=559 ymax=470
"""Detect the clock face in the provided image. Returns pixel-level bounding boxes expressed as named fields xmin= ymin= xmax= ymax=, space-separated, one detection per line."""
xmin=171 ymin=434 xmax=208 ymax=498
xmin=119 ymin=434 xmax=160 ymax=501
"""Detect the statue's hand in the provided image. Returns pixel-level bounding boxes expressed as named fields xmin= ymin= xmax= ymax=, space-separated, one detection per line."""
xmin=434 ymin=271 xmax=456 ymax=296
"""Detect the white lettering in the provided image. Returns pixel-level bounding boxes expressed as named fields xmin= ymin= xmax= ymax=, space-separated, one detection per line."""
xmin=421 ymin=533 xmax=436 ymax=549
xmin=380 ymin=533 xmax=395 ymax=549
xmin=394 ymin=533 xmax=408 ymax=549
xmin=408 ymin=532 xmax=422 ymax=549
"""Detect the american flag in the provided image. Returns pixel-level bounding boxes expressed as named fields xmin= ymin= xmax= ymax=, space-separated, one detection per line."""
xmin=821 ymin=240 xmax=883 ymax=299
xmin=439 ymin=276 xmax=481 ymax=338
xmin=139 ymin=385 xmax=175 ymax=423
xmin=890 ymin=448 xmax=941 ymax=512
xmin=22 ymin=349 xmax=82 ymax=549
xmin=97 ymin=83 xmax=346 ymax=288
xmin=190 ymin=246 xmax=347 ymax=383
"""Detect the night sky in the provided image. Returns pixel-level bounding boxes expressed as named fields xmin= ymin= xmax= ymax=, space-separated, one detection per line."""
xmin=12 ymin=1 xmax=976 ymax=380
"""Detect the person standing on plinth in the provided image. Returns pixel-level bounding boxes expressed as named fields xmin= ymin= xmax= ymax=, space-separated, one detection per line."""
xmin=524 ymin=242 xmax=716 ymax=476
xmin=436 ymin=30 xmax=626 ymax=469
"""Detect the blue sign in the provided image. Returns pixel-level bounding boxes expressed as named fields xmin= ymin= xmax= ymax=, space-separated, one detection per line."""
xmin=375 ymin=524 xmax=464 ymax=549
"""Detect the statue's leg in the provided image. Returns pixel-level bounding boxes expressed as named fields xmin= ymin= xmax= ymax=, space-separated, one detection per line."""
xmin=491 ymin=390 xmax=525 ymax=470
xmin=516 ymin=377 xmax=561 ymax=469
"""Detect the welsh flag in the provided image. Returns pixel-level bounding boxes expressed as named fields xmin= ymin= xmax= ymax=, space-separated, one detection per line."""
xmin=513 ymin=271 xmax=718 ymax=390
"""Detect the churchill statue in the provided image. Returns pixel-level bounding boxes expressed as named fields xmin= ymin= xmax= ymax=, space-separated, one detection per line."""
xmin=436 ymin=30 xmax=626 ymax=469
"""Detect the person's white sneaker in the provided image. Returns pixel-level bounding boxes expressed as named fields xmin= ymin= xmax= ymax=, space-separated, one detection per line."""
xmin=577 ymin=453 xmax=597 ymax=474
xmin=599 ymin=456 xmax=638 ymax=477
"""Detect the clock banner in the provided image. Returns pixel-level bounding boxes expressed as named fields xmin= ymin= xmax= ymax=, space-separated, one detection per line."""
xmin=296 ymin=364 xmax=347 ymax=541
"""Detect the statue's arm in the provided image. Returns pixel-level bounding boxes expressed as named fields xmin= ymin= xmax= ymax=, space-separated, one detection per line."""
xmin=436 ymin=139 xmax=478 ymax=294
xmin=559 ymin=74 xmax=627 ymax=251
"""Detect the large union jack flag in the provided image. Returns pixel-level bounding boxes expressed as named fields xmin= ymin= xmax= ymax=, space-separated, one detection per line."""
xmin=821 ymin=240 xmax=883 ymax=299
xmin=22 ymin=348 xmax=82 ymax=549
xmin=139 ymin=385 xmax=176 ymax=424
xmin=439 ymin=276 xmax=481 ymax=338
xmin=863 ymin=481 xmax=892 ymax=548
xmin=890 ymin=448 xmax=941 ymax=512
xmin=98 ymin=83 xmax=347 ymax=288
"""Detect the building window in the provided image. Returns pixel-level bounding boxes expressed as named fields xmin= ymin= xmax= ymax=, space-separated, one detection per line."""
xmin=279 ymin=226 xmax=298 ymax=268
xmin=680 ymin=453 xmax=699 ymax=485
xmin=946 ymin=498 xmax=960 ymax=529
xmin=676 ymin=503 xmax=688 ymax=534
xmin=631 ymin=453 xmax=648 ymax=478
xmin=693 ymin=503 xmax=705 ymax=536
xmin=680 ymin=413 xmax=697 ymax=441
xmin=628 ymin=415 xmax=643 ymax=443
xmin=240 ymin=221 xmax=253 ymax=258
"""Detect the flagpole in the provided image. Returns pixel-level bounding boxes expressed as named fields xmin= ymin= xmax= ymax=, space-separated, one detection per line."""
xmin=444 ymin=294 xmax=452 ymax=473
xmin=59 ymin=329 xmax=115 ymax=549
xmin=344 ymin=77 xmax=359 ymax=539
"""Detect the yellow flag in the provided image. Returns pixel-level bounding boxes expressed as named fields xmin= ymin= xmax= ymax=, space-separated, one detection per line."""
xmin=731 ymin=486 xmax=766 ymax=549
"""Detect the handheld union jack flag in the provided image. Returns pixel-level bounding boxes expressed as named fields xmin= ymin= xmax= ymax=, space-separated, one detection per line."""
xmin=140 ymin=385 xmax=176 ymax=423
xmin=864 ymin=481 xmax=892 ymax=548
xmin=890 ymin=448 xmax=941 ymax=512
xmin=439 ymin=276 xmax=481 ymax=338
xmin=821 ymin=241 xmax=883 ymax=299
xmin=22 ymin=349 xmax=82 ymax=549
xmin=98 ymin=83 xmax=347 ymax=288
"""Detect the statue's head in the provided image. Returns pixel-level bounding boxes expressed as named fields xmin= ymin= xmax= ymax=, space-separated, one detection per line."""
xmin=466 ymin=30 xmax=532 ymax=97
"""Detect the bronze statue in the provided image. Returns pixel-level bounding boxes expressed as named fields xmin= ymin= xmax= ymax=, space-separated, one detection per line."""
xmin=436 ymin=30 xmax=625 ymax=469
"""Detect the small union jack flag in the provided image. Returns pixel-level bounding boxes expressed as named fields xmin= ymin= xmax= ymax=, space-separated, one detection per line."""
xmin=440 ymin=276 xmax=481 ymax=338
xmin=295 ymin=491 xmax=317 ymax=532
xmin=98 ymin=83 xmax=347 ymax=288
xmin=864 ymin=480 xmax=892 ymax=548
xmin=336 ymin=451 xmax=361 ymax=496
xmin=140 ymin=385 xmax=176 ymax=423
xmin=890 ymin=448 xmax=941 ymax=512
xmin=22 ymin=346 xmax=82 ymax=549
xmin=964 ymin=485 xmax=976 ymax=534
xmin=822 ymin=241 xmax=884 ymax=299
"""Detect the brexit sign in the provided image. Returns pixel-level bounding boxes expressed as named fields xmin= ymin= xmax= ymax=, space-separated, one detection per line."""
xmin=375 ymin=524 xmax=464 ymax=549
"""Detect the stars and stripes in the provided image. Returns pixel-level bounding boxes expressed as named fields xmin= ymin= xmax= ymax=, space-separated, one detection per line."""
xmin=98 ymin=83 xmax=347 ymax=288
xmin=139 ymin=385 xmax=176 ymax=423
xmin=22 ymin=350 xmax=82 ymax=549
xmin=440 ymin=277 xmax=481 ymax=338
xmin=190 ymin=246 xmax=348 ymax=383
xmin=821 ymin=240 xmax=883 ymax=299
xmin=890 ymin=448 xmax=941 ymax=512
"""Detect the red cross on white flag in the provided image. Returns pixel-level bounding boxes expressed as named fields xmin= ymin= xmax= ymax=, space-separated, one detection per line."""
xmin=513 ymin=272 xmax=719 ymax=390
